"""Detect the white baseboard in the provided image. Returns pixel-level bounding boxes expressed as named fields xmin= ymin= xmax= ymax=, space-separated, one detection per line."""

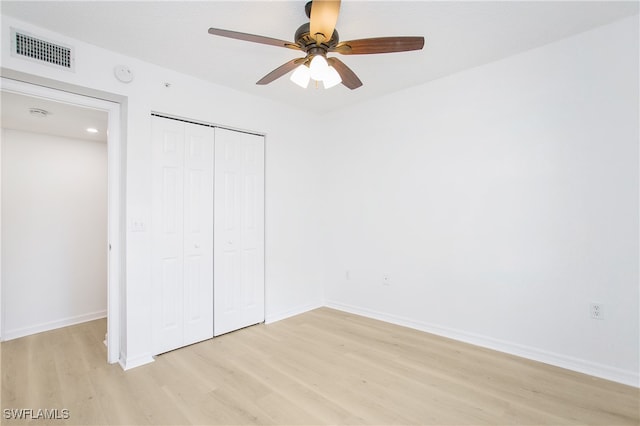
xmin=265 ymin=301 xmax=323 ymax=324
xmin=326 ymin=301 xmax=639 ymax=388
xmin=119 ymin=353 xmax=155 ymax=371
xmin=1 ymin=310 xmax=107 ymax=341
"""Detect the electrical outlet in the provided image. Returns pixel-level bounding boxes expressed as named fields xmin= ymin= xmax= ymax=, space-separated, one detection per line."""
xmin=590 ymin=303 xmax=604 ymax=320
xmin=382 ymin=274 xmax=390 ymax=286
xmin=345 ymin=270 xmax=350 ymax=280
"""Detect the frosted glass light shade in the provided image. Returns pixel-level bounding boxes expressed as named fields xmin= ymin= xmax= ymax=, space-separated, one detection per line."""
xmin=309 ymin=55 xmax=329 ymax=81
xmin=290 ymin=65 xmax=311 ymax=88
xmin=323 ymin=66 xmax=342 ymax=89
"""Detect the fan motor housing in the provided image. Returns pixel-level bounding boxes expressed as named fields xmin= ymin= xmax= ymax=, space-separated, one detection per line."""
xmin=294 ymin=22 xmax=339 ymax=55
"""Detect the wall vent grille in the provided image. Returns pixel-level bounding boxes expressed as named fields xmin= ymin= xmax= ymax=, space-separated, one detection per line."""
xmin=12 ymin=29 xmax=74 ymax=70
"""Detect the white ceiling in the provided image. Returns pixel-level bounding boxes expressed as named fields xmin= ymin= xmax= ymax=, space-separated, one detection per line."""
xmin=1 ymin=91 xmax=108 ymax=142
xmin=1 ymin=1 xmax=638 ymax=113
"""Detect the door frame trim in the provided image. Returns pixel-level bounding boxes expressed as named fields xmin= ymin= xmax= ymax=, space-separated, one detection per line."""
xmin=0 ymin=77 xmax=123 ymax=364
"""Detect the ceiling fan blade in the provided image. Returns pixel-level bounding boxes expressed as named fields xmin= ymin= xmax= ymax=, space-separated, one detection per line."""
xmin=327 ymin=57 xmax=362 ymax=90
xmin=331 ymin=36 xmax=425 ymax=55
xmin=208 ymin=28 xmax=300 ymax=50
xmin=310 ymin=0 xmax=341 ymax=44
xmin=256 ymin=58 xmax=306 ymax=85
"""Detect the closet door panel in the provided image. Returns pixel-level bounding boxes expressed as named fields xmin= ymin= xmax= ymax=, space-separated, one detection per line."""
xmin=240 ymin=138 xmax=265 ymax=323
xmin=183 ymin=124 xmax=215 ymax=345
xmin=152 ymin=117 xmax=214 ymax=355
xmin=151 ymin=117 xmax=185 ymax=354
xmin=214 ymin=134 xmax=243 ymax=334
xmin=214 ymin=128 xmax=264 ymax=336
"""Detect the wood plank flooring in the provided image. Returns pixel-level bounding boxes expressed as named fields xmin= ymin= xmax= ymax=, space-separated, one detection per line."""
xmin=1 ymin=307 xmax=638 ymax=425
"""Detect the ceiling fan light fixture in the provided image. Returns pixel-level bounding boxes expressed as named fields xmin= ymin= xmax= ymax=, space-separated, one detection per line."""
xmin=208 ymin=0 xmax=424 ymax=91
xmin=323 ymin=65 xmax=342 ymax=89
xmin=309 ymin=54 xmax=329 ymax=81
xmin=290 ymin=64 xmax=311 ymax=88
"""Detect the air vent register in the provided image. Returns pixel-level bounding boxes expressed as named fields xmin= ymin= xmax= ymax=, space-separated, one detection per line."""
xmin=12 ymin=29 xmax=74 ymax=71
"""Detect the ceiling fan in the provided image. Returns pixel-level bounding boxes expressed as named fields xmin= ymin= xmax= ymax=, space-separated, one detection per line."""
xmin=208 ymin=0 xmax=425 ymax=90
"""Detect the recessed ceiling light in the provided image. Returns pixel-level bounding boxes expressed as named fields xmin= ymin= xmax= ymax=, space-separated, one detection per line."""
xmin=86 ymin=128 xmax=99 ymax=134
xmin=29 ymin=108 xmax=49 ymax=118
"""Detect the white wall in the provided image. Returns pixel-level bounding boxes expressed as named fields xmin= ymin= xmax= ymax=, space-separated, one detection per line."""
xmin=323 ymin=16 xmax=639 ymax=386
xmin=1 ymin=129 xmax=107 ymax=339
xmin=1 ymin=15 xmax=325 ymax=367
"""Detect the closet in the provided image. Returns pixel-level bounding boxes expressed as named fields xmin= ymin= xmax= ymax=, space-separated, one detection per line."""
xmin=150 ymin=116 xmax=264 ymax=355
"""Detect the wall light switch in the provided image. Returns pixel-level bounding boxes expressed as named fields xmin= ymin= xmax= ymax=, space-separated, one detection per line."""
xmin=130 ymin=219 xmax=145 ymax=232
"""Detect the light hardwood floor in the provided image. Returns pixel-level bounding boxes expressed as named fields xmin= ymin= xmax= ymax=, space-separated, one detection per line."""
xmin=1 ymin=307 xmax=638 ymax=425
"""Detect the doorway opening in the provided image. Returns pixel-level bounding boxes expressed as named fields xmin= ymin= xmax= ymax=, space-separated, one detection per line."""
xmin=0 ymin=78 xmax=122 ymax=364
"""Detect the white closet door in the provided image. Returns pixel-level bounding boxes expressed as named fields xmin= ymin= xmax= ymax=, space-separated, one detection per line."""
xmin=151 ymin=117 xmax=214 ymax=355
xmin=151 ymin=117 xmax=185 ymax=354
xmin=182 ymin=124 xmax=214 ymax=345
xmin=214 ymin=128 xmax=265 ymax=336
